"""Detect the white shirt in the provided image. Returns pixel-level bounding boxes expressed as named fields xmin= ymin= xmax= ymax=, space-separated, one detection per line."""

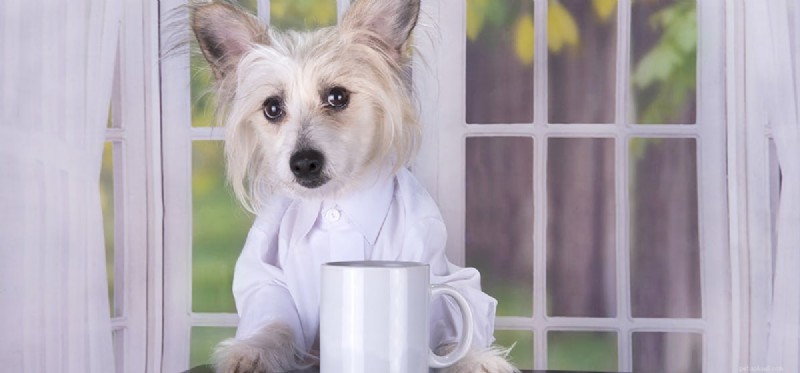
xmin=232 ymin=167 xmax=497 ymax=352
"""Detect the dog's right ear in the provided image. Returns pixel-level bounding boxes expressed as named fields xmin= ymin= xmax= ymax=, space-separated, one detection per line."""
xmin=191 ymin=2 xmax=268 ymax=79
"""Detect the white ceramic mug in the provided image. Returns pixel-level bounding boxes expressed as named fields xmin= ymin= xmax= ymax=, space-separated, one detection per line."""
xmin=320 ymin=261 xmax=474 ymax=373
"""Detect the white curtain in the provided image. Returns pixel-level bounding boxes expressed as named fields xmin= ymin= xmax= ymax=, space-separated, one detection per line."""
xmin=0 ymin=0 xmax=120 ymax=372
xmin=746 ymin=0 xmax=800 ymax=372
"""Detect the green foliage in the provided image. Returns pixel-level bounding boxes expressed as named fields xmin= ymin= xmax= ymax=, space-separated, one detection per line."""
xmin=632 ymin=1 xmax=697 ymax=124
xmin=467 ymin=0 xmax=697 ymax=124
xmin=495 ymin=330 xmax=534 ymax=370
xmin=190 ymin=327 xmax=236 ymax=367
xmin=548 ymin=332 xmax=618 ymax=371
xmin=192 ymin=141 xmax=254 ymax=313
xmin=270 ymin=0 xmax=337 ymax=31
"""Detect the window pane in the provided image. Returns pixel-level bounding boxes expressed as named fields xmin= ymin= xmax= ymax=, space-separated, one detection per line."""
xmin=548 ymin=331 xmax=618 ymax=372
xmin=548 ymin=0 xmax=617 ymax=123
xmin=190 ymin=327 xmax=237 ymax=367
xmin=192 ymin=141 xmax=254 ymax=312
xmin=190 ymin=40 xmax=217 ymax=128
xmin=630 ymin=0 xmax=697 ymax=124
xmin=633 ymin=332 xmax=702 ymax=372
xmin=100 ymin=142 xmax=115 ymax=316
xmin=465 ymin=137 xmax=533 ymax=316
xmin=494 ymin=330 xmax=533 ymax=370
xmin=270 ymin=0 xmax=337 ymax=31
xmin=629 ymin=138 xmax=700 ymax=318
xmin=547 ymin=138 xmax=616 ymax=317
xmin=466 ymin=0 xmax=534 ymax=124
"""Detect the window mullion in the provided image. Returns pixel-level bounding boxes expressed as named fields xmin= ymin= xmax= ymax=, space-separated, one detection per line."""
xmin=257 ymin=0 xmax=270 ymax=25
xmin=336 ymin=0 xmax=350 ymax=23
xmin=159 ymin=0 xmax=194 ymax=371
xmin=614 ymin=0 xmax=633 ymax=371
xmin=532 ymin=0 xmax=548 ymax=370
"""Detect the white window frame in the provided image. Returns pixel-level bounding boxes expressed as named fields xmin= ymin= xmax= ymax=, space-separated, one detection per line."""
xmin=412 ymin=0 xmax=731 ymax=371
xmin=151 ymin=0 xmax=739 ymax=371
xmin=104 ymin=1 xmax=162 ymax=372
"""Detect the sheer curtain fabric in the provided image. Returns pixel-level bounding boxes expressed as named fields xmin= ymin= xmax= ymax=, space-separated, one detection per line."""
xmin=745 ymin=0 xmax=800 ymax=371
xmin=0 ymin=0 xmax=120 ymax=372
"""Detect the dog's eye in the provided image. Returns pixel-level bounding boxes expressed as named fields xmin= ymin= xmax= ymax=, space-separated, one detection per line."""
xmin=263 ymin=96 xmax=284 ymax=121
xmin=325 ymin=87 xmax=349 ymax=109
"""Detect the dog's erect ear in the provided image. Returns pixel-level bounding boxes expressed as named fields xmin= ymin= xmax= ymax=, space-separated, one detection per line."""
xmin=341 ymin=0 xmax=420 ymax=57
xmin=191 ymin=2 xmax=268 ymax=79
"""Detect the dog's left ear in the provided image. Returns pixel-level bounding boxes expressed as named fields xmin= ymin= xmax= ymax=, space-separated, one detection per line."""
xmin=341 ymin=0 xmax=420 ymax=58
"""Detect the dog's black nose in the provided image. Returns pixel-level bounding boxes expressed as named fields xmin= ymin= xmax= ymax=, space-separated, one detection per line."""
xmin=290 ymin=149 xmax=325 ymax=180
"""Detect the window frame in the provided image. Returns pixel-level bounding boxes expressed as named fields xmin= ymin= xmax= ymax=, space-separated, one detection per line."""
xmin=412 ymin=0 xmax=731 ymax=371
xmin=103 ymin=1 xmax=162 ymax=372
xmin=152 ymin=0 xmax=736 ymax=371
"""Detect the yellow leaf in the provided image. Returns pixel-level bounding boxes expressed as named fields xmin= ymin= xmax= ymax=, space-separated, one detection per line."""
xmin=514 ymin=14 xmax=535 ymax=65
xmin=592 ymin=0 xmax=617 ymax=23
xmin=548 ymin=0 xmax=579 ymax=53
xmin=467 ymin=0 xmax=489 ymax=41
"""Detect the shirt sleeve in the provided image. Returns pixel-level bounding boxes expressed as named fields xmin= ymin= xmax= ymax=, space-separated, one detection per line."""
xmin=232 ymin=202 xmax=307 ymax=351
xmin=393 ymin=169 xmax=498 ymax=349
xmin=405 ymin=216 xmax=498 ymax=350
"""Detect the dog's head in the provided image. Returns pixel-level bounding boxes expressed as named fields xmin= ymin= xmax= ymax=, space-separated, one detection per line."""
xmin=191 ymin=0 xmax=421 ymax=210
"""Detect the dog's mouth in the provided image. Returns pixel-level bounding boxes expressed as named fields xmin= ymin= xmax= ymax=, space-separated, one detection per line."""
xmin=296 ymin=175 xmax=329 ymax=189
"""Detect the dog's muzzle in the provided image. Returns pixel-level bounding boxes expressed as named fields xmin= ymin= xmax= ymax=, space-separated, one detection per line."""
xmin=290 ymin=149 xmax=328 ymax=188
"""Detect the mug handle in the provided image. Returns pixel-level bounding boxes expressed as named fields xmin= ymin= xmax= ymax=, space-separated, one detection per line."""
xmin=428 ymin=284 xmax=474 ymax=368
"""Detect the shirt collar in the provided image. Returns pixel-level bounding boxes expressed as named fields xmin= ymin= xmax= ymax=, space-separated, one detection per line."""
xmin=333 ymin=165 xmax=395 ymax=245
xmin=289 ymin=164 xmax=396 ymax=247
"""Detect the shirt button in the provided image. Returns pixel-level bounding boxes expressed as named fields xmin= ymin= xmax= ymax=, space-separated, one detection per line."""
xmin=324 ymin=208 xmax=341 ymax=222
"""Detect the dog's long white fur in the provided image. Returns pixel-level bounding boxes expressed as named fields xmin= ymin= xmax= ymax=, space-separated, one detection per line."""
xmin=223 ymin=28 xmax=419 ymax=210
xmin=213 ymin=323 xmax=314 ymax=373
xmin=436 ymin=344 xmax=521 ymax=373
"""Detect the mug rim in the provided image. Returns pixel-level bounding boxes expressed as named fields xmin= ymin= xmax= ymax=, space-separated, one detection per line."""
xmin=324 ymin=260 xmax=428 ymax=269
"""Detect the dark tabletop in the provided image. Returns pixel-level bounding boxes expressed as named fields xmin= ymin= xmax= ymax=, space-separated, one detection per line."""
xmin=185 ymin=366 xmax=628 ymax=373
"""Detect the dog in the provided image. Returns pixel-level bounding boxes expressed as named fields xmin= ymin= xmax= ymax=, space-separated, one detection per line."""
xmin=190 ymin=1 xmax=518 ymax=372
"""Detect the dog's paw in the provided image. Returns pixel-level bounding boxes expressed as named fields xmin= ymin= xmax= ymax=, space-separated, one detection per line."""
xmin=435 ymin=344 xmax=520 ymax=373
xmin=212 ymin=322 xmax=307 ymax=373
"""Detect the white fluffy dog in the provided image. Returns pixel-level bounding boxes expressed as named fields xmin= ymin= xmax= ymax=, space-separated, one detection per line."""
xmin=190 ymin=1 xmax=518 ymax=372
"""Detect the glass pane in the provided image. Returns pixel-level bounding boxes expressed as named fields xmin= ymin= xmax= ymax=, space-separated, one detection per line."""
xmin=193 ymin=141 xmax=254 ymax=312
xmin=240 ymin=0 xmax=257 ymax=14
xmin=630 ymin=0 xmax=697 ymax=124
xmin=190 ymin=327 xmax=237 ymax=367
xmin=191 ymin=38 xmax=218 ymax=128
xmin=466 ymin=0 xmax=534 ymax=124
xmin=633 ymin=332 xmax=702 ymax=372
xmin=495 ymin=330 xmax=533 ymax=370
xmin=630 ymin=138 xmax=700 ymax=318
xmin=548 ymin=0 xmax=617 ymax=123
xmin=190 ymin=1 xmax=257 ymax=128
xmin=465 ymin=137 xmax=534 ymax=316
xmin=547 ymin=138 xmax=616 ymax=317
xmin=548 ymin=331 xmax=618 ymax=372
xmin=100 ymin=142 xmax=115 ymax=316
xmin=107 ymin=104 xmax=113 ymax=128
xmin=270 ymin=0 xmax=337 ymax=31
